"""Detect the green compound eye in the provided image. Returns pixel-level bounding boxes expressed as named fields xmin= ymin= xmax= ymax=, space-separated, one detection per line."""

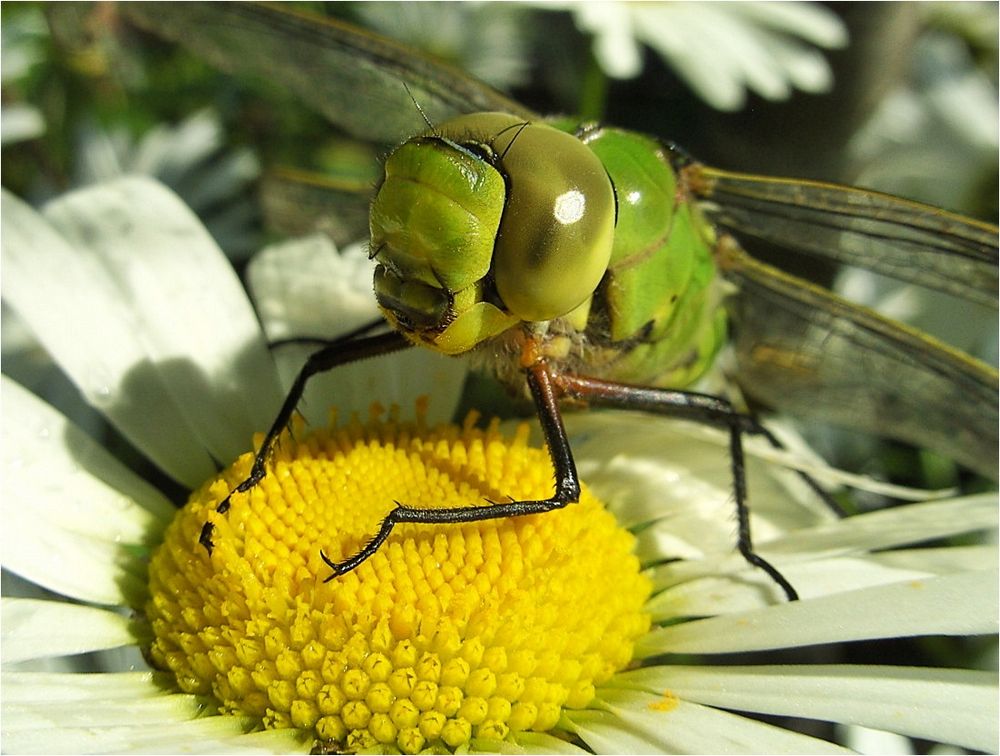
xmin=443 ymin=113 xmax=616 ymax=324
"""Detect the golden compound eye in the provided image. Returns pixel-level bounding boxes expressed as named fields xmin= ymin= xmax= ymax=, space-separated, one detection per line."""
xmin=481 ymin=115 xmax=615 ymax=324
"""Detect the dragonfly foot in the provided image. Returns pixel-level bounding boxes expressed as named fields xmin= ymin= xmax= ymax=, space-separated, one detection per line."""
xmin=199 ymin=522 xmax=215 ymax=555
xmin=741 ymin=548 xmax=798 ymax=601
xmin=320 ymin=508 xmax=400 ymax=581
xmin=197 ymin=478 xmax=258 ymax=555
xmin=319 ymin=550 xmax=343 ymax=582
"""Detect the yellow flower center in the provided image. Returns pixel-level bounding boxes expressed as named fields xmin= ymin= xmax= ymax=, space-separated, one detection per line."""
xmin=145 ymin=407 xmax=651 ymax=753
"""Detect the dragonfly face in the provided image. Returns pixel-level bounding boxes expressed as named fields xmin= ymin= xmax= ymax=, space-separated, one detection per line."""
xmin=372 ymin=112 xmax=615 ymax=355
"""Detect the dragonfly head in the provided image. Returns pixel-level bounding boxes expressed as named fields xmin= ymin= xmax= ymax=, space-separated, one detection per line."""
xmin=371 ymin=112 xmax=615 ymax=355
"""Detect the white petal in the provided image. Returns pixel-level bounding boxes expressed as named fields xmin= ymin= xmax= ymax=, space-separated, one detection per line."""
xmin=698 ymin=10 xmax=794 ymax=101
xmin=1 ymin=599 xmax=136 ymax=663
xmin=3 ymin=375 xmax=175 ymax=528
xmin=560 ymin=706 xmax=670 ymax=754
xmin=759 ymin=36 xmax=834 ymax=93
xmin=3 ymin=694 xmax=205 ymax=739
xmin=574 ymin=3 xmax=642 ymax=79
xmin=593 ymin=27 xmax=642 ymax=80
xmin=6 ymin=673 xmax=304 ymax=752
xmin=132 ymin=113 xmax=220 ymax=178
xmin=645 ymin=495 xmax=997 ymax=614
xmin=785 ymin=546 xmax=998 ymax=598
xmin=1 ymin=712 xmax=308 ymax=755
xmin=634 ymin=2 xmax=844 ymax=109
xmin=836 ymin=724 xmax=916 ymax=756
xmin=766 ymin=494 xmax=998 ymax=557
xmin=730 ymin=2 xmax=849 ymax=49
xmin=5 ymin=691 xmax=205 ymax=728
xmin=302 ymin=343 xmax=469 ymax=426
xmin=565 ymin=412 xmax=829 ymax=580
xmin=639 ymin=494 xmax=997 ymax=619
xmin=612 ymin=664 xmax=997 ymax=753
xmin=2 ymin=670 xmax=166 ymax=701
xmin=569 ymin=686 xmax=850 ymax=754
xmin=476 ymin=732 xmax=584 ymax=754
xmin=1 ymin=522 xmax=144 ymax=608
xmin=2 ymin=181 xmax=280 ymax=486
xmin=1 ymin=102 xmax=45 ymax=144
xmin=680 ymin=417 xmax=945 ymax=501
xmin=2 ymin=187 xmax=209 ymax=486
xmin=648 ymin=550 xmax=958 ymax=617
xmin=2 ymin=377 xmax=170 ymax=604
xmin=0 ymin=578 xmax=133 ymax=674
xmin=42 ymin=177 xmax=283 ymax=465
xmin=248 ymin=236 xmax=378 ymax=342
xmin=650 ymin=543 xmax=997 ymax=617
xmin=867 ymin=544 xmax=995 ymax=572
xmin=638 ymin=569 xmax=998 ymax=656
xmin=635 ymin=5 xmax=749 ymax=110
xmin=568 ymin=412 xmax=828 ymax=530
xmin=507 ymin=731 xmax=590 ymax=754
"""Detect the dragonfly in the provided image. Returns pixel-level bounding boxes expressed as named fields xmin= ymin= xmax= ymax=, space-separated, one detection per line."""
xmin=125 ymin=3 xmax=998 ymax=601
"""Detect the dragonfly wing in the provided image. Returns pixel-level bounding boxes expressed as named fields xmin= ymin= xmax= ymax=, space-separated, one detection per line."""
xmin=260 ymin=168 xmax=372 ymax=247
xmin=718 ymin=240 xmax=999 ymax=479
xmin=124 ymin=3 xmax=535 ymax=144
xmin=691 ymin=166 xmax=999 ymax=307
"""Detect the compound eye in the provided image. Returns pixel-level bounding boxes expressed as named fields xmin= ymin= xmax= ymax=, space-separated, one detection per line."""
xmin=492 ymin=124 xmax=615 ymax=322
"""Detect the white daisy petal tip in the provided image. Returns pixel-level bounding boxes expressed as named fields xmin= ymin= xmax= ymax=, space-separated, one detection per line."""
xmin=1 ymin=599 xmax=138 ymax=664
xmin=247 ymin=234 xmax=380 ymax=342
xmin=557 ymin=1 xmax=848 ymax=108
xmin=2 ymin=178 xmax=283 ymax=486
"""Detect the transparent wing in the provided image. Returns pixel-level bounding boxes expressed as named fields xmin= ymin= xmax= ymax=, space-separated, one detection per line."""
xmin=260 ymin=168 xmax=372 ymax=246
xmin=124 ymin=2 xmax=536 ymax=144
xmin=689 ymin=165 xmax=999 ymax=307
xmin=718 ymin=240 xmax=999 ymax=479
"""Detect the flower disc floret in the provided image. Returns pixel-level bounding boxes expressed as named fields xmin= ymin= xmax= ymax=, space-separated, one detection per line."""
xmin=145 ymin=408 xmax=651 ymax=752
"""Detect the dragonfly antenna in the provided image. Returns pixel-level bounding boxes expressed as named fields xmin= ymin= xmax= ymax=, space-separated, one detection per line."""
xmin=497 ymin=121 xmax=530 ymax=161
xmin=403 ymin=83 xmax=435 ymax=131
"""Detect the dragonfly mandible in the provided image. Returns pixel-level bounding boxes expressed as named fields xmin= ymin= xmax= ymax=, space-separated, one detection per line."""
xmin=124 ymin=3 xmax=999 ymax=600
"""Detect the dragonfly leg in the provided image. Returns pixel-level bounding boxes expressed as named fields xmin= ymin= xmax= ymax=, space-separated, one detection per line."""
xmin=552 ymin=374 xmax=799 ymax=601
xmin=267 ymin=316 xmax=389 ymax=351
xmin=199 ymin=330 xmax=411 ymax=554
xmin=321 ymin=362 xmax=581 ymax=580
xmin=730 ymin=415 xmax=847 ymax=518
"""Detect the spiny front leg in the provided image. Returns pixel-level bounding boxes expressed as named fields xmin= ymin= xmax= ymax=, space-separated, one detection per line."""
xmin=320 ymin=361 xmax=581 ymax=579
xmin=199 ymin=331 xmax=411 ymax=554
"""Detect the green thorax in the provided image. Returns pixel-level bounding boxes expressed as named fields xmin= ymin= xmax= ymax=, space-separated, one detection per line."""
xmin=568 ymin=122 xmax=727 ymax=389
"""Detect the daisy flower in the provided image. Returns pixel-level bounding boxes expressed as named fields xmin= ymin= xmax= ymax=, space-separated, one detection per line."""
xmin=547 ymin=1 xmax=848 ymax=111
xmin=2 ymin=178 xmax=997 ymax=754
